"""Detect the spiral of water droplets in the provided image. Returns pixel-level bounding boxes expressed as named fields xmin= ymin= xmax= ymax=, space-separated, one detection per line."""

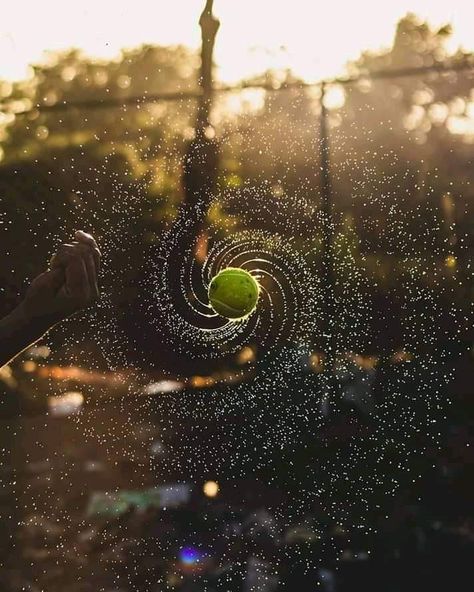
xmin=150 ymin=204 xmax=322 ymax=359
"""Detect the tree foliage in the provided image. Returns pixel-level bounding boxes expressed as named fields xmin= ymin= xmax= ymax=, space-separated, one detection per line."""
xmin=0 ymin=14 xmax=472 ymax=351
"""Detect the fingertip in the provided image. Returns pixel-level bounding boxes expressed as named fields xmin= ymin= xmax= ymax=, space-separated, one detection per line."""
xmin=75 ymin=230 xmax=99 ymax=248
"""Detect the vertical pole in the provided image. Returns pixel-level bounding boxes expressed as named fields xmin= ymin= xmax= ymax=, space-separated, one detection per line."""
xmin=197 ymin=0 xmax=220 ymax=133
xmin=182 ymin=0 xmax=220 ymax=209
xmin=319 ymin=81 xmax=337 ymax=415
xmin=170 ymin=0 xmax=220 ymax=322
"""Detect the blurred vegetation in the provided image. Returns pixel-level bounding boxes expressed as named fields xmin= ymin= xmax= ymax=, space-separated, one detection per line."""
xmin=0 ymin=14 xmax=473 ymax=364
xmin=0 ymin=45 xmax=198 ymax=311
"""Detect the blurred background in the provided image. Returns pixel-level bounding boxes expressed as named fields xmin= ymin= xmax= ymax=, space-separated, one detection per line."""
xmin=0 ymin=1 xmax=473 ymax=590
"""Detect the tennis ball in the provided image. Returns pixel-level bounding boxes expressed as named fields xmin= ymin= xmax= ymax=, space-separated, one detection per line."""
xmin=208 ymin=267 xmax=260 ymax=320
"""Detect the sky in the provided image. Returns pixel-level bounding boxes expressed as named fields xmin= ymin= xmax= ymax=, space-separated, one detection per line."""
xmin=1 ymin=0 xmax=473 ymax=84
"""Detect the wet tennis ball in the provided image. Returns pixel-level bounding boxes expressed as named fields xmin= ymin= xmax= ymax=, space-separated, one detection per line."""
xmin=208 ymin=267 xmax=260 ymax=320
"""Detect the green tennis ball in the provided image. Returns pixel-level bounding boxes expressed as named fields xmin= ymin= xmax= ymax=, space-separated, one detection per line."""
xmin=208 ymin=267 xmax=260 ymax=320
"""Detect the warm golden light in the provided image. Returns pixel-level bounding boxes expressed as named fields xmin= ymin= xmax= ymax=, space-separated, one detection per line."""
xmin=445 ymin=254 xmax=457 ymax=269
xmin=309 ymin=352 xmax=323 ymax=373
xmin=323 ymin=85 xmax=346 ymax=110
xmin=236 ymin=346 xmax=256 ymax=365
xmin=190 ymin=375 xmax=215 ymax=388
xmin=203 ymin=480 xmax=220 ymax=498
xmin=23 ymin=360 xmax=37 ymax=373
xmin=1 ymin=1 xmax=474 ymax=84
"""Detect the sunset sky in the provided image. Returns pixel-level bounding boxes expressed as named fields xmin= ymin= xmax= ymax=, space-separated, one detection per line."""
xmin=1 ymin=0 xmax=473 ymax=84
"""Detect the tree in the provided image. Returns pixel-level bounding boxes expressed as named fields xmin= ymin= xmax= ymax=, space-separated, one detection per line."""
xmin=0 ymin=46 xmax=199 ymax=311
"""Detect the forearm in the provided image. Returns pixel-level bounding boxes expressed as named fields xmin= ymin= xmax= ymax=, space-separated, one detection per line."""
xmin=0 ymin=303 xmax=52 ymax=368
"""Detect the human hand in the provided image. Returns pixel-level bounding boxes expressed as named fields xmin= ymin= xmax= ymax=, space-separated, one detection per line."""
xmin=19 ymin=231 xmax=101 ymax=330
